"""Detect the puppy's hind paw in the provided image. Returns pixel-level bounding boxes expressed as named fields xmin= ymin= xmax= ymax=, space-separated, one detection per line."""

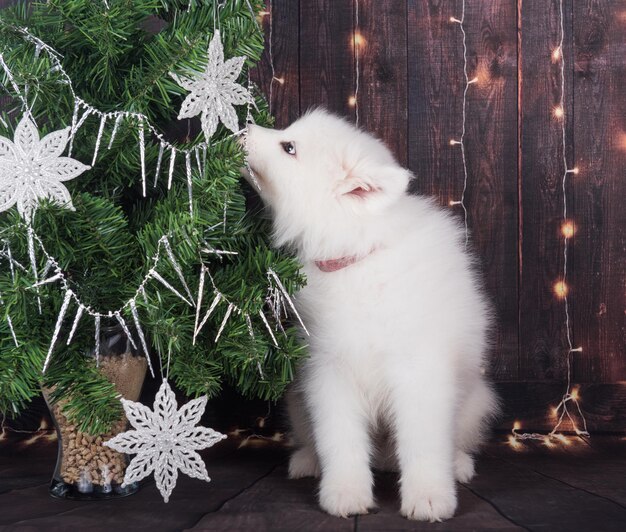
xmin=454 ymin=451 xmax=476 ymax=483
xmin=288 ymin=447 xmax=320 ymax=479
xmin=400 ymin=487 xmax=457 ymax=522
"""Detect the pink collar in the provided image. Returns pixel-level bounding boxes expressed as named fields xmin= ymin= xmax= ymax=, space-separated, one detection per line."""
xmin=314 ymin=249 xmax=375 ymax=273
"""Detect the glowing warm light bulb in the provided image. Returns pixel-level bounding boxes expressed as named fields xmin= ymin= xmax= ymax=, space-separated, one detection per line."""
xmin=553 ymin=281 xmax=568 ymax=299
xmin=552 ymin=48 xmax=561 ymax=61
xmin=272 ymin=76 xmax=285 ymax=85
xmin=449 ymin=139 xmax=461 ymax=145
xmin=353 ymin=32 xmax=366 ymax=48
xmin=555 ymin=434 xmax=571 ymax=445
xmin=348 ymin=95 xmax=357 ymax=107
xmin=553 ymin=106 xmax=564 ymax=119
xmin=551 ymin=406 xmax=560 ymax=417
xmin=570 ymin=167 xmax=580 ymax=175
xmin=513 ymin=420 xmax=521 ymax=431
xmin=561 ymin=221 xmax=575 ymax=238
xmin=450 ymin=16 xmax=462 ymax=23
xmin=508 ymin=435 xmax=522 ymax=450
xmin=570 ymin=386 xmax=580 ymax=401
xmin=543 ymin=436 xmax=556 ymax=448
xmin=259 ymin=10 xmax=270 ymax=17
xmin=468 ymin=76 xmax=479 ymax=84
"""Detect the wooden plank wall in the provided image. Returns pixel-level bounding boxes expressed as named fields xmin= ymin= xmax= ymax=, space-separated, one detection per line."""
xmin=252 ymin=0 xmax=626 ymax=431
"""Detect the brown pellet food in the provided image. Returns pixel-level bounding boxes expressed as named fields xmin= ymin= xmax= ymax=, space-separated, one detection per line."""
xmin=45 ymin=352 xmax=147 ymax=487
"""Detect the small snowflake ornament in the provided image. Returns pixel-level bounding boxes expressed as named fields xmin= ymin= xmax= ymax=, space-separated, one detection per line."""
xmin=104 ymin=378 xmax=226 ymax=503
xmin=0 ymin=115 xmax=90 ymax=221
xmin=171 ymin=30 xmax=251 ymax=142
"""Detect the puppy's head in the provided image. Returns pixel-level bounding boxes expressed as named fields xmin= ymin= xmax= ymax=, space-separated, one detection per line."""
xmin=244 ymin=109 xmax=411 ymax=256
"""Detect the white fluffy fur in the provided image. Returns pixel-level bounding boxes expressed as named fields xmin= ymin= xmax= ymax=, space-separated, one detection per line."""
xmin=244 ymin=110 xmax=500 ymax=522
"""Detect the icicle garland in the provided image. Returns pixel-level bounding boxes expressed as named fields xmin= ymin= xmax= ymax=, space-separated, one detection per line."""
xmin=67 ymin=101 xmax=80 ymax=156
xmin=94 ymin=315 xmax=101 ymax=366
xmin=6 ymin=313 xmax=18 ymax=347
xmin=129 ymin=299 xmax=154 ymax=378
xmin=162 ymin=238 xmax=195 ymax=304
xmin=0 ymin=53 xmax=32 ymax=120
xmin=154 ymin=141 xmax=165 ymax=187
xmin=149 ymin=269 xmax=192 ymax=306
xmin=167 ymin=147 xmax=176 ymax=190
xmin=92 ymin=114 xmax=107 ymax=166
xmin=0 ymin=294 xmax=19 ymax=347
xmin=194 ymin=147 xmax=202 ymax=177
xmin=185 ymin=151 xmax=193 ymax=215
xmin=268 ymin=269 xmax=309 ymax=335
xmin=139 ymin=116 xmax=146 ymax=197
xmin=27 ymin=226 xmax=41 ymax=313
xmin=40 ymin=259 xmax=53 ymax=282
xmin=30 ymin=272 xmax=63 ymax=288
xmin=139 ymin=285 xmax=149 ymax=306
xmin=215 ymin=303 xmax=234 ymax=343
xmin=114 ymin=311 xmax=138 ymax=350
xmin=66 ymin=304 xmax=84 ymax=345
xmin=108 ymin=114 xmax=122 ymax=149
xmin=43 ymin=289 xmax=73 ymax=373
xmin=194 ymin=293 xmax=221 ymax=344
xmin=5 ymin=242 xmax=15 ymax=281
xmin=259 ymin=310 xmax=278 ymax=347
xmin=68 ymin=106 xmax=92 ymax=156
xmin=194 ymin=267 xmax=206 ymax=341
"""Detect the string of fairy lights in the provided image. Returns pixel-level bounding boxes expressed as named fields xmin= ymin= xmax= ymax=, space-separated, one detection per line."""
xmin=256 ymin=1 xmax=590 ymax=445
xmin=510 ymin=0 xmax=588 ymax=447
xmin=448 ymin=2 xmax=476 ymax=249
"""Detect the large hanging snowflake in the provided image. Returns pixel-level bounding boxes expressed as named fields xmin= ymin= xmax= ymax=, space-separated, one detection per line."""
xmin=104 ymin=378 xmax=226 ymax=503
xmin=171 ymin=30 xmax=251 ymax=142
xmin=0 ymin=115 xmax=89 ymax=221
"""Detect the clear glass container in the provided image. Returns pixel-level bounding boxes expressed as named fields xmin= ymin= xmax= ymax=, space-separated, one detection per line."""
xmin=43 ymin=325 xmax=148 ymax=500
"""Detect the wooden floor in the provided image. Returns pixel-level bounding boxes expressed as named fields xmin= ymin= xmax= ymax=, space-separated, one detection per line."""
xmin=1 ymin=435 xmax=625 ymax=531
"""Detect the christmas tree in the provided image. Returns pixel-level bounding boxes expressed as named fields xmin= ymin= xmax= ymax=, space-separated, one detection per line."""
xmin=0 ymin=0 xmax=305 ymax=435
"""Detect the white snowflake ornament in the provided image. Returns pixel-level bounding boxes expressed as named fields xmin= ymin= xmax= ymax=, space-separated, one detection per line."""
xmin=104 ymin=378 xmax=226 ymax=503
xmin=171 ymin=30 xmax=251 ymax=142
xmin=0 ymin=115 xmax=89 ymax=221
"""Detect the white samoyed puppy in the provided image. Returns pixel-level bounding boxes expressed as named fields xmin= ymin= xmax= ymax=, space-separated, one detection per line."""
xmin=243 ymin=110 xmax=499 ymax=522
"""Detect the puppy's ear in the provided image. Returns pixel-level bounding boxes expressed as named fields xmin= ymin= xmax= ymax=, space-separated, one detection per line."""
xmin=335 ymin=163 xmax=411 ymax=211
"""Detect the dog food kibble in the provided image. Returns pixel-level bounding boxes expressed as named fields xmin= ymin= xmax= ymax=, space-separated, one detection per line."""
xmin=45 ymin=353 xmax=147 ymax=487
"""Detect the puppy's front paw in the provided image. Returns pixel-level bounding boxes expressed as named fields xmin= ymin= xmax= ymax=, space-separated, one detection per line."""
xmin=400 ymin=485 xmax=457 ymax=522
xmin=319 ymin=478 xmax=374 ymax=517
xmin=454 ymin=451 xmax=475 ymax=483
xmin=288 ymin=447 xmax=320 ymax=479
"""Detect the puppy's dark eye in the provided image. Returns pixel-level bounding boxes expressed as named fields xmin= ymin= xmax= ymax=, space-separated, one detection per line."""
xmin=281 ymin=141 xmax=296 ymax=156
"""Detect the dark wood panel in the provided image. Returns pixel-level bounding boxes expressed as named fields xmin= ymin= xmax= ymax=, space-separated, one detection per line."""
xmin=519 ymin=0 xmax=575 ymax=381
xmin=571 ymin=0 xmax=626 ymax=383
xmin=299 ymin=0 xmax=356 ymax=119
xmin=407 ymin=0 xmax=462 ymax=203
xmin=250 ymin=1 xmax=301 ymax=128
xmin=408 ymin=1 xmax=519 ymax=380
xmin=357 ymin=0 xmax=408 ymax=165
xmin=462 ymin=1 xmax=519 ymax=380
